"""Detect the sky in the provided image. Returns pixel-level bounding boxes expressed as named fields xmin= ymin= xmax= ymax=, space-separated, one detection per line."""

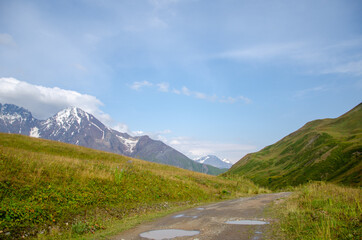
xmin=0 ymin=0 xmax=361 ymax=163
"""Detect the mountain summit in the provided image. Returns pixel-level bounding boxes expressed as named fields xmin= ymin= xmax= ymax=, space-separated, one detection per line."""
xmin=194 ymin=155 xmax=232 ymax=169
xmin=0 ymin=103 xmax=225 ymax=175
xmin=0 ymin=104 xmax=39 ymax=135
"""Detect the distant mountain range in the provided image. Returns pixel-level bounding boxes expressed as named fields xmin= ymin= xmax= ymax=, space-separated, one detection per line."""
xmin=194 ymin=155 xmax=233 ymax=169
xmin=0 ymin=103 xmax=226 ymax=175
xmin=226 ymin=103 xmax=362 ymax=188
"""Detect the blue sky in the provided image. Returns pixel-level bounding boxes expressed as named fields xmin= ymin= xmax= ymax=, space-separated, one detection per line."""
xmin=0 ymin=0 xmax=361 ymax=162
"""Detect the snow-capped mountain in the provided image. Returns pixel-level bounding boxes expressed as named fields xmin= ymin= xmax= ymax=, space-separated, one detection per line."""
xmin=36 ymin=107 xmax=131 ymax=153
xmin=0 ymin=103 xmax=225 ymax=175
xmin=0 ymin=103 xmax=39 ymax=135
xmin=194 ymin=155 xmax=233 ymax=169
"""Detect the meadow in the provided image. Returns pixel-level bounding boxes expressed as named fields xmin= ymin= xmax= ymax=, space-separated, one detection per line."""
xmin=270 ymin=182 xmax=361 ymax=240
xmin=0 ymin=133 xmax=267 ymax=239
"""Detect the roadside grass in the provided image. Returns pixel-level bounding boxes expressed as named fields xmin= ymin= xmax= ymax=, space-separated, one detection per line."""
xmin=0 ymin=133 xmax=268 ymax=239
xmin=270 ymin=182 xmax=361 ymax=240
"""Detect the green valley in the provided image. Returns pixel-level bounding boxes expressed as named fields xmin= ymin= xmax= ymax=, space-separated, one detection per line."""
xmin=1 ymin=104 xmax=361 ymax=239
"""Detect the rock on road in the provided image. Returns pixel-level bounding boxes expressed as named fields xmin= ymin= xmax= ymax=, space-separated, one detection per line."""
xmin=112 ymin=192 xmax=291 ymax=240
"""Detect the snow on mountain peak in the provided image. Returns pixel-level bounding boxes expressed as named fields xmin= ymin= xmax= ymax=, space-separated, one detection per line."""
xmin=117 ymin=134 xmax=139 ymax=153
xmin=222 ymin=158 xmax=232 ymax=164
xmin=30 ymin=127 xmax=40 ymax=138
xmin=52 ymin=107 xmax=90 ymax=126
xmin=194 ymin=155 xmax=232 ymax=169
xmin=0 ymin=112 xmax=22 ymax=124
xmin=0 ymin=103 xmax=34 ymax=124
xmin=40 ymin=106 xmax=90 ymax=132
xmin=194 ymin=155 xmax=213 ymax=163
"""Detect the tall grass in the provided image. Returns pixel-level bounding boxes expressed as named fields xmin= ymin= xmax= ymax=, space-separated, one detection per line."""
xmin=272 ymin=182 xmax=361 ymax=239
xmin=0 ymin=133 xmax=267 ymax=239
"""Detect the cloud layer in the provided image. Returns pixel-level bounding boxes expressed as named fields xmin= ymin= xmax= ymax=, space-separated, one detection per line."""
xmin=130 ymin=81 xmax=251 ymax=104
xmin=130 ymin=81 xmax=153 ymax=90
xmin=0 ymin=77 xmax=112 ymax=124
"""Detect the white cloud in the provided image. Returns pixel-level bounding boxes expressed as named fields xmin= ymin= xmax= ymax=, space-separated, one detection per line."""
xmin=0 ymin=77 xmax=130 ymax=131
xmin=177 ymin=86 xmax=250 ymax=104
xmin=0 ymin=77 xmax=104 ymax=119
xmin=194 ymin=91 xmax=207 ymax=99
xmin=131 ymin=81 xmax=251 ymax=104
xmin=130 ymin=81 xmax=153 ymax=90
xmin=172 ymin=85 xmax=250 ymax=104
xmin=157 ymin=82 xmax=169 ymax=92
xmin=238 ymin=96 xmax=252 ymax=104
xmin=173 ymin=89 xmax=181 ymax=94
xmin=170 ymin=139 xmax=181 ymax=145
xmin=181 ymin=86 xmax=191 ymax=96
xmin=113 ymin=123 xmax=130 ymax=133
xmin=219 ymin=96 xmax=251 ymax=104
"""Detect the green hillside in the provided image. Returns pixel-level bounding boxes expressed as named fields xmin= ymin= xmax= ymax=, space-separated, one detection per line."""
xmin=0 ymin=133 xmax=265 ymax=239
xmin=226 ymin=103 xmax=362 ymax=189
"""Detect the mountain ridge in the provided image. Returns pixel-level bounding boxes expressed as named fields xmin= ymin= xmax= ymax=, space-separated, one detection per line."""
xmin=0 ymin=103 xmax=225 ymax=175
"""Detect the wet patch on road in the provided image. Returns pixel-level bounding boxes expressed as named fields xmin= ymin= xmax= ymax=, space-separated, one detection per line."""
xmin=225 ymin=220 xmax=269 ymax=225
xmin=139 ymin=229 xmax=200 ymax=239
xmin=172 ymin=214 xmax=198 ymax=219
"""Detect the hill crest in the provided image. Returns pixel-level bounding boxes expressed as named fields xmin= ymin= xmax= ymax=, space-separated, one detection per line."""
xmin=227 ymin=103 xmax=362 ymax=188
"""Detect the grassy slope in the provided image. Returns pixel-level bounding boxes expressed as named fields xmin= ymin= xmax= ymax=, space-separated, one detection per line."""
xmin=0 ymin=133 xmax=266 ymax=239
xmin=226 ymin=103 xmax=362 ymax=189
xmin=270 ymin=182 xmax=361 ymax=240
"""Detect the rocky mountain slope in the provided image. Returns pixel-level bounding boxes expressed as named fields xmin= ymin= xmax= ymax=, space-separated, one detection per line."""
xmin=226 ymin=103 xmax=362 ymax=188
xmin=0 ymin=103 xmax=39 ymax=135
xmin=194 ymin=155 xmax=232 ymax=169
xmin=0 ymin=103 xmax=225 ymax=175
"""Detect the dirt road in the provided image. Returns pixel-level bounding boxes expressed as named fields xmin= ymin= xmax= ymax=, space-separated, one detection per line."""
xmin=112 ymin=192 xmax=291 ymax=240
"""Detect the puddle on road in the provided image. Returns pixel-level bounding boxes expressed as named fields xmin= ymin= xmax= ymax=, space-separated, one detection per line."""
xmin=173 ymin=214 xmax=198 ymax=219
xmin=196 ymin=207 xmax=204 ymax=210
xmin=139 ymin=229 xmax=200 ymax=239
xmin=225 ymin=220 xmax=269 ymax=225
